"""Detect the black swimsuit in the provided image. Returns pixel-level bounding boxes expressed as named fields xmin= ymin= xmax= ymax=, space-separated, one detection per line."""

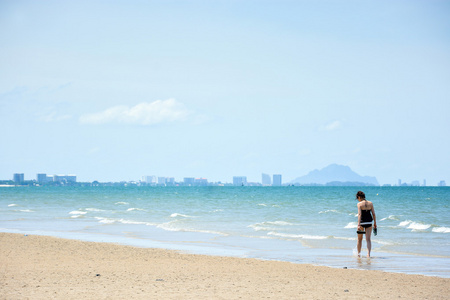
xmin=357 ymin=201 xmax=373 ymax=234
xmin=360 ymin=209 xmax=373 ymax=228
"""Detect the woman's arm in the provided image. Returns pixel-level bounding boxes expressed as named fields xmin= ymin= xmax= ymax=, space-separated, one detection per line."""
xmin=357 ymin=204 xmax=362 ymax=229
xmin=371 ymin=205 xmax=377 ymax=228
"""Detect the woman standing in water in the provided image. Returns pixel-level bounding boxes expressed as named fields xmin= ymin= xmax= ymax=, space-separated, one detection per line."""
xmin=356 ymin=191 xmax=377 ymax=257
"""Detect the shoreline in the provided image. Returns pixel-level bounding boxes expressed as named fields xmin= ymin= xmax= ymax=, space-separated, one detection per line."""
xmin=1 ymin=232 xmax=449 ymax=299
xmin=2 ymin=227 xmax=448 ymax=279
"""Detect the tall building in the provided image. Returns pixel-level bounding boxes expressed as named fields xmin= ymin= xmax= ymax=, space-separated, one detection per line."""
xmin=166 ymin=177 xmax=175 ymax=185
xmin=53 ymin=175 xmax=76 ymax=183
xmin=36 ymin=173 xmax=52 ymax=183
xmin=398 ymin=179 xmax=402 ymax=186
xmin=423 ymin=179 xmax=426 ymax=187
xmin=142 ymin=175 xmax=156 ymax=184
xmin=273 ymin=174 xmax=282 ymax=186
xmin=262 ymin=173 xmax=271 ymax=186
xmin=13 ymin=173 xmax=24 ymax=183
xmin=184 ymin=177 xmax=195 ymax=186
xmin=438 ymin=180 xmax=446 ymax=187
xmin=195 ymin=178 xmax=208 ymax=186
xmin=157 ymin=177 xmax=167 ymax=185
xmin=233 ymin=176 xmax=247 ymax=186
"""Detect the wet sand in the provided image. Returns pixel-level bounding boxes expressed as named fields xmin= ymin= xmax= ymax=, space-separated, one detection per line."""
xmin=1 ymin=232 xmax=448 ymax=299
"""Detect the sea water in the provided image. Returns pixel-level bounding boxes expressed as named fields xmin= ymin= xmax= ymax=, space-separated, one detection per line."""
xmin=1 ymin=186 xmax=449 ymax=277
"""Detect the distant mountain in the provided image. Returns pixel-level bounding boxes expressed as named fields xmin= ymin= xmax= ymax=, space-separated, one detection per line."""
xmin=291 ymin=164 xmax=379 ymax=186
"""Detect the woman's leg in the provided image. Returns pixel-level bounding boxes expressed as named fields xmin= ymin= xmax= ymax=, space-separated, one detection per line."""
xmin=357 ymin=233 xmax=364 ymax=256
xmin=365 ymin=226 xmax=372 ymax=257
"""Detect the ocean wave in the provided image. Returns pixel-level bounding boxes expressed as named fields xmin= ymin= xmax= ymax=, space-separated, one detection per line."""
xmin=95 ymin=217 xmax=116 ymax=224
xmin=258 ymin=203 xmax=267 ymax=207
xmin=432 ymin=227 xmax=450 ymax=233
xmin=19 ymin=209 xmax=34 ymax=213
xmin=118 ymin=219 xmax=155 ymax=226
xmin=348 ymin=213 xmax=358 ymax=217
xmin=267 ymin=231 xmax=328 ymax=240
xmin=85 ymin=208 xmax=105 ymax=212
xmin=157 ymin=221 xmax=179 ymax=231
xmin=115 ymin=202 xmax=129 ymax=205
xmin=157 ymin=222 xmax=225 ymax=235
xmin=8 ymin=204 xmax=18 ymax=207
xmin=345 ymin=222 xmax=358 ymax=229
xmin=170 ymin=213 xmax=194 ymax=218
xmin=334 ymin=236 xmax=357 ymax=241
xmin=248 ymin=221 xmax=297 ymax=232
xmin=398 ymin=220 xmax=431 ymax=231
xmin=373 ymin=239 xmax=395 ymax=246
xmin=94 ymin=217 xmax=157 ymax=226
xmin=247 ymin=224 xmax=271 ymax=232
xmin=127 ymin=208 xmax=146 ymax=212
xmin=398 ymin=220 xmax=411 ymax=227
xmin=380 ymin=215 xmax=399 ymax=221
xmin=266 ymin=221 xmax=296 ymax=226
xmin=69 ymin=210 xmax=87 ymax=215
xmin=319 ymin=209 xmax=339 ymax=214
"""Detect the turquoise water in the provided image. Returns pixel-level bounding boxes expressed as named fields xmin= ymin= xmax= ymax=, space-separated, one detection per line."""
xmin=1 ymin=186 xmax=449 ymax=277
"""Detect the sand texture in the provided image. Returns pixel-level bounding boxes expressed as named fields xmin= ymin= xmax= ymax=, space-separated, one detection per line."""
xmin=1 ymin=232 xmax=448 ymax=299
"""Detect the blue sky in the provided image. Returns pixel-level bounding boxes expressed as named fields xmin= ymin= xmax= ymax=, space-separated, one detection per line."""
xmin=1 ymin=0 xmax=449 ymax=184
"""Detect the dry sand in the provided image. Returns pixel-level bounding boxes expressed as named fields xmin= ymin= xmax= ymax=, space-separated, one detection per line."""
xmin=1 ymin=232 xmax=448 ymax=299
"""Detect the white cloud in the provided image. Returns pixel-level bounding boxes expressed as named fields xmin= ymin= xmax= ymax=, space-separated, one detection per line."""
xmin=319 ymin=120 xmax=342 ymax=131
xmin=79 ymin=99 xmax=191 ymax=125
xmin=38 ymin=111 xmax=72 ymax=122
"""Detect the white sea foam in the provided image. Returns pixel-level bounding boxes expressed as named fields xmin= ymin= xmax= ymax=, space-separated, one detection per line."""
xmin=349 ymin=213 xmax=358 ymax=217
xmin=85 ymin=208 xmax=105 ymax=212
xmin=398 ymin=220 xmax=431 ymax=231
xmin=69 ymin=210 xmax=87 ymax=215
xmin=267 ymin=231 xmax=328 ymax=240
xmin=334 ymin=236 xmax=357 ymax=241
xmin=95 ymin=217 xmax=116 ymax=224
xmin=374 ymin=239 xmax=394 ymax=246
xmin=248 ymin=221 xmax=296 ymax=232
xmin=127 ymin=208 xmax=146 ymax=212
xmin=381 ymin=215 xmax=399 ymax=221
xmin=258 ymin=203 xmax=267 ymax=207
xmin=115 ymin=202 xmax=129 ymax=205
xmin=399 ymin=220 xmax=412 ymax=227
xmin=248 ymin=224 xmax=271 ymax=232
xmin=266 ymin=221 xmax=296 ymax=226
xmin=118 ymin=219 xmax=154 ymax=226
xmin=345 ymin=222 xmax=358 ymax=229
xmin=19 ymin=209 xmax=34 ymax=213
xmin=432 ymin=227 xmax=450 ymax=233
xmin=8 ymin=204 xmax=18 ymax=207
xmin=170 ymin=213 xmax=193 ymax=218
xmin=157 ymin=222 xmax=225 ymax=235
xmin=157 ymin=221 xmax=179 ymax=231
xmin=319 ymin=209 xmax=339 ymax=214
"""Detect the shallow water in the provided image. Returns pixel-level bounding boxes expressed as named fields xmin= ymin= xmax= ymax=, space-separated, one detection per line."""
xmin=1 ymin=186 xmax=448 ymax=277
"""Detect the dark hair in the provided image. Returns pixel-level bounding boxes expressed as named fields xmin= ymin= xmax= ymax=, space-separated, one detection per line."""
xmin=356 ymin=191 xmax=365 ymax=200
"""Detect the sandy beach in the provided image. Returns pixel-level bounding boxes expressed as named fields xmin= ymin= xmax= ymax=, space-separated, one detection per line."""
xmin=1 ymin=232 xmax=448 ymax=299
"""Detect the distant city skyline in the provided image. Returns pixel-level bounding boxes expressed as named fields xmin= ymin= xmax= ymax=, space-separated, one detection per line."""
xmin=1 ymin=1 xmax=449 ymax=185
xmin=4 ymin=171 xmax=447 ymax=187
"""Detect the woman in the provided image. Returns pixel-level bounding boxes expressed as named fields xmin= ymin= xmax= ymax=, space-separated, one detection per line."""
xmin=356 ymin=191 xmax=377 ymax=257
